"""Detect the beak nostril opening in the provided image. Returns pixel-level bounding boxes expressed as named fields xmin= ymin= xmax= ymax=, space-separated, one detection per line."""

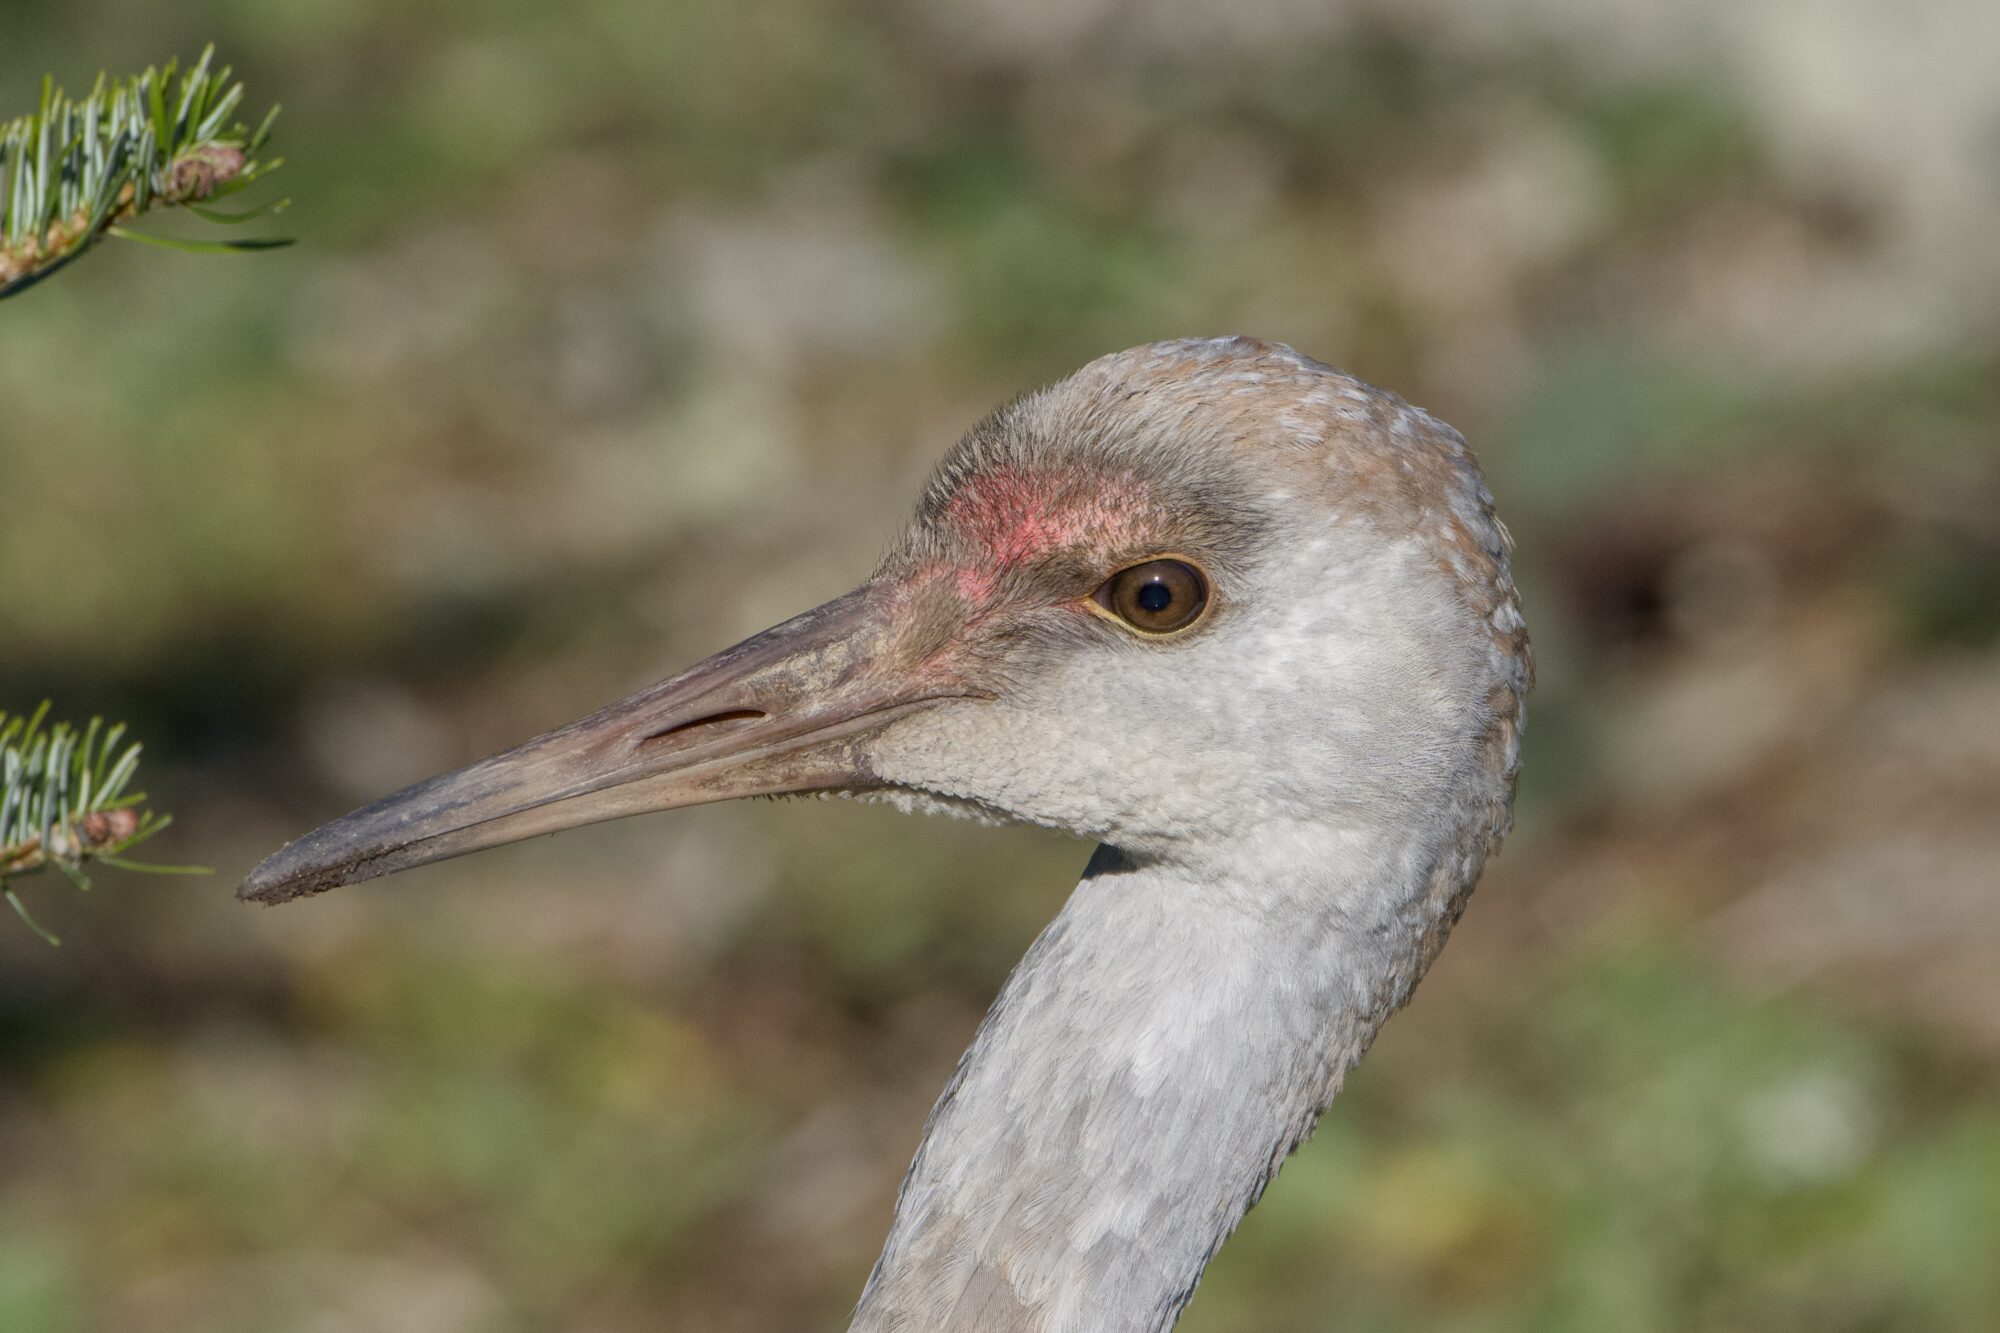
xmin=644 ymin=709 xmax=770 ymax=746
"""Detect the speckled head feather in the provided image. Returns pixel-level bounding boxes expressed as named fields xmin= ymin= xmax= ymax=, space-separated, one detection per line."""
xmin=872 ymin=335 xmax=1529 ymax=883
xmin=891 ymin=336 xmax=1525 ymax=677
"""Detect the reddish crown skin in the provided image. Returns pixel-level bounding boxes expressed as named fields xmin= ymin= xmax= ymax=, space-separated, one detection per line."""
xmin=940 ymin=466 xmax=1157 ymax=599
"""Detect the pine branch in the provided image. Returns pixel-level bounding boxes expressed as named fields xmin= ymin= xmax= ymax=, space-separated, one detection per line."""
xmin=0 ymin=703 xmax=204 ymax=945
xmin=0 ymin=45 xmax=289 ymax=302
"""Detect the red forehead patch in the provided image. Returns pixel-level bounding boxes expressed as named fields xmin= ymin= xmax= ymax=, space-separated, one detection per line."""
xmin=940 ymin=466 xmax=1147 ymax=603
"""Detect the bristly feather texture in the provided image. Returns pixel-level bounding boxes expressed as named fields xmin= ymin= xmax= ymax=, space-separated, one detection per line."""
xmin=853 ymin=337 xmax=1531 ymax=1331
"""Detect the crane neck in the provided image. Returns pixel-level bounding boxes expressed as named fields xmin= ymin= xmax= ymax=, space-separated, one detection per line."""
xmin=851 ymin=825 xmax=1451 ymax=1333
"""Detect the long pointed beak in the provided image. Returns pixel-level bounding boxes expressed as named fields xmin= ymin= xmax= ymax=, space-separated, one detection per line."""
xmin=241 ymin=585 xmax=957 ymax=905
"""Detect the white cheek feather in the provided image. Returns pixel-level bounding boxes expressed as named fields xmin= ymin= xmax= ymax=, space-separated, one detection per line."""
xmin=871 ymin=520 xmax=1494 ymax=873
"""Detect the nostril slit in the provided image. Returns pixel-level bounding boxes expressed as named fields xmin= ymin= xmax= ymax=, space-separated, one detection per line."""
xmin=645 ymin=709 xmax=769 ymax=745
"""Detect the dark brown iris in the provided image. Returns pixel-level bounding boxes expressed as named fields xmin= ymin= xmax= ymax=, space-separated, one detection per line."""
xmin=1094 ymin=559 xmax=1210 ymax=634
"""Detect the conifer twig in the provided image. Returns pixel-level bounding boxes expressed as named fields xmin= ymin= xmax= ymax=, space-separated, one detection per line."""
xmin=0 ymin=45 xmax=288 ymax=301
xmin=0 ymin=704 xmax=204 ymax=944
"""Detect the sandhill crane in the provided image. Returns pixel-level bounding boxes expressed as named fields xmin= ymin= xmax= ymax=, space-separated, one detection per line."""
xmin=243 ymin=336 xmax=1531 ymax=1332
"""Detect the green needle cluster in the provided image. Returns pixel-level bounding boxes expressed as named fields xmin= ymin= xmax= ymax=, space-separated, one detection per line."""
xmin=0 ymin=45 xmax=288 ymax=301
xmin=0 ymin=704 xmax=201 ymax=944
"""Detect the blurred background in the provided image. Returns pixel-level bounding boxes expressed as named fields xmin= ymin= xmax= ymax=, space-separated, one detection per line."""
xmin=3 ymin=0 xmax=1998 ymax=1329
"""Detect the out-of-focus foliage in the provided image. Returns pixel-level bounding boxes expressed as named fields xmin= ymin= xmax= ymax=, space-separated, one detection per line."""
xmin=1 ymin=1 xmax=1995 ymax=1330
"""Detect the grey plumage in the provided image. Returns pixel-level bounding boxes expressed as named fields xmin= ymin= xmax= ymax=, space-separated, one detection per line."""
xmin=857 ymin=338 xmax=1530 ymax=1329
xmin=240 ymin=336 xmax=1531 ymax=1333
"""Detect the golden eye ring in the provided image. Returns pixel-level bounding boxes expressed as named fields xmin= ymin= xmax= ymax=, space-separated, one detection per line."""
xmin=1088 ymin=557 xmax=1212 ymax=636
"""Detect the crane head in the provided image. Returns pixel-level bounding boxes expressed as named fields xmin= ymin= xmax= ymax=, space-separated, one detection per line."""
xmin=241 ymin=337 xmax=1527 ymax=904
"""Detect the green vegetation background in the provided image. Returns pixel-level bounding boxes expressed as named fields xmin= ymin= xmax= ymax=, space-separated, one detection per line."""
xmin=3 ymin=2 xmax=1997 ymax=1329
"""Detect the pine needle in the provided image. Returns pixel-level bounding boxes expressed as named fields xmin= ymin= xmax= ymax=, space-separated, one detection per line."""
xmin=0 ymin=703 xmax=206 ymax=944
xmin=0 ymin=45 xmax=288 ymax=301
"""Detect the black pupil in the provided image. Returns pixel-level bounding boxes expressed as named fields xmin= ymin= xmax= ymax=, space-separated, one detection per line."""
xmin=1136 ymin=580 xmax=1174 ymax=613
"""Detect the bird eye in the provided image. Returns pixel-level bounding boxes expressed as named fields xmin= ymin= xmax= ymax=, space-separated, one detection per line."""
xmin=1092 ymin=558 xmax=1210 ymax=635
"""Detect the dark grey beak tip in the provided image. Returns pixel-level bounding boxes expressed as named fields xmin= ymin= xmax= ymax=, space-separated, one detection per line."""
xmin=237 ymin=851 xmax=333 ymax=905
xmin=238 ymin=827 xmax=394 ymax=905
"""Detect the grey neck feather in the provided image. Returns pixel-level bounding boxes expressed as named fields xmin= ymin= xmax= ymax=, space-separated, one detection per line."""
xmin=851 ymin=824 xmax=1438 ymax=1333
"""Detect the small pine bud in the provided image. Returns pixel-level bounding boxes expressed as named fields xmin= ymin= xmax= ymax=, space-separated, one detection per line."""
xmin=79 ymin=808 xmax=142 ymax=849
xmin=164 ymin=144 xmax=246 ymax=202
